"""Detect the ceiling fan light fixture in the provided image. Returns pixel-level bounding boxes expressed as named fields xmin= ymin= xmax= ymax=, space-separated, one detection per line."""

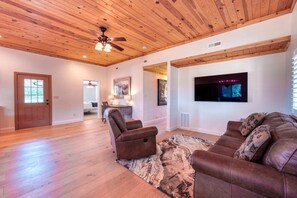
xmin=104 ymin=48 xmax=111 ymax=52
xmin=105 ymin=43 xmax=112 ymax=50
xmin=95 ymin=42 xmax=104 ymax=51
xmin=91 ymin=27 xmax=125 ymax=53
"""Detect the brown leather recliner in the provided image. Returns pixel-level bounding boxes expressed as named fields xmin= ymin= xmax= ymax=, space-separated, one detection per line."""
xmin=105 ymin=108 xmax=158 ymax=159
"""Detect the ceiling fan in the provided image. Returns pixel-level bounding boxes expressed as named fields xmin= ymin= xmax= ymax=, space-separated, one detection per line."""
xmin=90 ymin=26 xmax=126 ymax=52
xmin=85 ymin=81 xmax=97 ymax=88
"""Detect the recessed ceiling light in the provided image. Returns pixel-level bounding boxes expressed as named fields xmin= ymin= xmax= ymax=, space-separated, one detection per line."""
xmin=0 ymin=35 xmax=2 ymax=38
xmin=83 ymin=55 xmax=87 ymax=58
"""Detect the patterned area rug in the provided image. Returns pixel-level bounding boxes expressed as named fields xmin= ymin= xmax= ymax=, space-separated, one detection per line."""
xmin=117 ymin=134 xmax=214 ymax=198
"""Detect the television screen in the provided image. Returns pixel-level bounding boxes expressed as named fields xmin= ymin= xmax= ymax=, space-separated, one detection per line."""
xmin=194 ymin=72 xmax=248 ymax=102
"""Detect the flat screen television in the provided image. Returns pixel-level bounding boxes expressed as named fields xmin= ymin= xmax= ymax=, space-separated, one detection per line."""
xmin=194 ymin=72 xmax=248 ymax=102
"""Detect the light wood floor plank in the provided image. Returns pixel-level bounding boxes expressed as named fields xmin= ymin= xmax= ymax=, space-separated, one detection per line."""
xmin=0 ymin=118 xmax=219 ymax=197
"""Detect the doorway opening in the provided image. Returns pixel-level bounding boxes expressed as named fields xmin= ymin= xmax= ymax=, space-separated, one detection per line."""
xmin=83 ymin=80 xmax=99 ymax=120
xmin=143 ymin=62 xmax=167 ymax=132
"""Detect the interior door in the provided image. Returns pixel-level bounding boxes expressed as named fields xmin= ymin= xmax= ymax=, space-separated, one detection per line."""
xmin=15 ymin=73 xmax=52 ymax=129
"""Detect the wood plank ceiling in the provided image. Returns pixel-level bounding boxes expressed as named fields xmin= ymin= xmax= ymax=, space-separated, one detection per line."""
xmin=0 ymin=0 xmax=296 ymax=66
xmin=171 ymin=36 xmax=291 ymax=67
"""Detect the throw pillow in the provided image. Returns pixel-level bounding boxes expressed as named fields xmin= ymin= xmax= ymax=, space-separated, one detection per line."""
xmin=234 ymin=125 xmax=271 ymax=161
xmin=239 ymin=113 xmax=266 ymax=136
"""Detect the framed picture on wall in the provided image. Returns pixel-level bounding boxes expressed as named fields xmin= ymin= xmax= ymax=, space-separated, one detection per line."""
xmin=158 ymin=79 xmax=167 ymax=106
xmin=114 ymin=77 xmax=131 ymax=98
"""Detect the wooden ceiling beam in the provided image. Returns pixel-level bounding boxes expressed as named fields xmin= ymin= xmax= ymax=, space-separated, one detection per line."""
xmin=290 ymin=0 xmax=297 ymax=10
xmin=143 ymin=62 xmax=167 ymax=75
xmin=171 ymin=36 xmax=291 ymax=68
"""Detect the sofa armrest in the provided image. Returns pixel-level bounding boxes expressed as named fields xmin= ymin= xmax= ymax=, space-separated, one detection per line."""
xmin=191 ymin=150 xmax=297 ymax=198
xmin=117 ymin=127 xmax=158 ymax=141
xmin=126 ymin=120 xmax=143 ymax=130
xmin=227 ymin=121 xmax=242 ymax=131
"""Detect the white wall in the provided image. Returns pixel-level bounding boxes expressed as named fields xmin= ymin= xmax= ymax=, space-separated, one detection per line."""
xmin=107 ymin=14 xmax=292 ymax=132
xmin=0 ymin=47 xmax=107 ymax=131
xmin=167 ymin=65 xmax=178 ymax=131
xmin=107 ymin=60 xmax=144 ymax=119
xmin=143 ymin=71 xmax=167 ymax=121
xmin=178 ymin=53 xmax=288 ymax=135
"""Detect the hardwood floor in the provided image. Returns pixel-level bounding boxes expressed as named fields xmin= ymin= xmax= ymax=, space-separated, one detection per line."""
xmin=0 ymin=119 xmax=219 ymax=198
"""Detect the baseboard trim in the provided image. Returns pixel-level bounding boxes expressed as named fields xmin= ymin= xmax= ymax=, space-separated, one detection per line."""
xmin=0 ymin=127 xmax=15 ymax=133
xmin=178 ymin=126 xmax=222 ymax=136
xmin=52 ymin=118 xmax=83 ymax=126
xmin=167 ymin=125 xmax=178 ymax=132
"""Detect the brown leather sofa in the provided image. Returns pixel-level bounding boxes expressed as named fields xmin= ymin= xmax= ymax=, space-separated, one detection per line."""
xmin=105 ymin=108 xmax=158 ymax=159
xmin=191 ymin=112 xmax=297 ymax=198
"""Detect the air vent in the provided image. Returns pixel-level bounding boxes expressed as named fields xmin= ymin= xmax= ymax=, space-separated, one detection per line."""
xmin=180 ymin=113 xmax=190 ymax=128
xmin=208 ymin=41 xmax=221 ymax=48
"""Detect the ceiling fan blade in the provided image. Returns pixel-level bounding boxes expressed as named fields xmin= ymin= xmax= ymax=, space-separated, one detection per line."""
xmin=89 ymin=29 xmax=100 ymax=38
xmin=110 ymin=37 xmax=126 ymax=42
xmin=110 ymin=42 xmax=124 ymax=51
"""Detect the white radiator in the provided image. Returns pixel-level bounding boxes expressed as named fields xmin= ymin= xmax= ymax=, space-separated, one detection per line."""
xmin=180 ymin=113 xmax=190 ymax=127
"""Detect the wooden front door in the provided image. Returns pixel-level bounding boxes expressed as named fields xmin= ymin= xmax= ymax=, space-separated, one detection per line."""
xmin=15 ymin=73 xmax=52 ymax=129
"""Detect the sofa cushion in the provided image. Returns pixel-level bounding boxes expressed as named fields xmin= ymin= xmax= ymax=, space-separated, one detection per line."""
xmin=225 ymin=129 xmax=246 ymax=140
xmin=262 ymin=122 xmax=297 ymax=176
xmin=215 ymin=135 xmax=244 ymax=149
xmin=263 ymin=139 xmax=297 ymax=176
xmin=209 ymin=144 xmax=236 ymax=157
xmin=262 ymin=112 xmax=296 ymax=132
xmin=239 ymin=113 xmax=266 ymax=136
xmin=234 ymin=125 xmax=271 ymax=161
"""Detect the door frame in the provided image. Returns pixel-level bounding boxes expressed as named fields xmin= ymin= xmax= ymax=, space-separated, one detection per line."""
xmin=82 ymin=80 xmax=100 ymax=119
xmin=14 ymin=72 xmax=53 ymax=130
